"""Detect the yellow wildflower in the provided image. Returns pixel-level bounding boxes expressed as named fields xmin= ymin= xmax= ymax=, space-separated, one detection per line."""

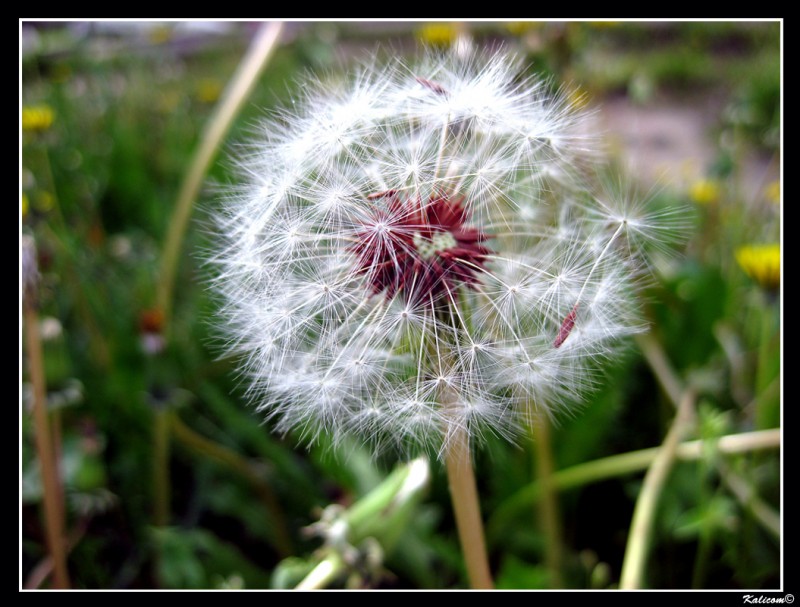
xmin=417 ymin=23 xmax=458 ymax=47
xmin=689 ymin=179 xmax=721 ymax=205
xmin=196 ymin=79 xmax=223 ymax=104
xmin=22 ymin=192 xmax=29 ymax=217
xmin=736 ymin=244 xmax=780 ymax=291
xmin=764 ymin=181 xmax=780 ymax=205
xmin=505 ymin=21 xmax=542 ymax=36
xmin=149 ymin=25 xmax=173 ymax=45
xmin=22 ymin=104 xmax=54 ymax=132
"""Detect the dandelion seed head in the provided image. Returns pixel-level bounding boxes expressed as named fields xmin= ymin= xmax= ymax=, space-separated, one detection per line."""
xmin=213 ymin=49 xmax=680 ymax=457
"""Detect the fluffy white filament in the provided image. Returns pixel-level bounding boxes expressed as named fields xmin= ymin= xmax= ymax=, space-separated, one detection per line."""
xmin=213 ymin=49 xmax=677 ymax=457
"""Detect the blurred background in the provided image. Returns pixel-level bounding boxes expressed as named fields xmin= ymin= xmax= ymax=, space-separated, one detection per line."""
xmin=20 ymin=20 xmax=781 ymax=590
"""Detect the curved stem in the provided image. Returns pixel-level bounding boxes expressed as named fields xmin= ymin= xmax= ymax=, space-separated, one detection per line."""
xmin=170 ymin=414 xmax=293 ymax=556
xmin=445 ymin=426 xmax=494 ymax=589
xmin=619 ymin=389 xmax=695 ymax=589
xmin=156 ymin=21 xmax=284 ymax=329
xmin=488 ymin=428 xmax=780 ymax=541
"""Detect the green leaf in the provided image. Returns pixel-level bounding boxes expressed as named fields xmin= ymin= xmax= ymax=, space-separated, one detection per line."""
xmin=496 ymin=555 xmax=549 ymax=589
xmin=151 ymin=527 xmax=272 ymax=589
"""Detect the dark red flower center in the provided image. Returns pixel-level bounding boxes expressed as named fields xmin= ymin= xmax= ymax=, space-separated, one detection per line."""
xmin=352 ymin=192 xmax=492 ymax=308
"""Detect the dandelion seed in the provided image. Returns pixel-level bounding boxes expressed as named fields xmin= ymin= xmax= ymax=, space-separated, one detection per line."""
xmin=213 ymin=49 xmax=677 ymax=457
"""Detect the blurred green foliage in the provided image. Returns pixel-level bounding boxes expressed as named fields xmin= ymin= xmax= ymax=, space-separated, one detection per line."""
xmin=21 ymin=21 xmax=780 ymax=589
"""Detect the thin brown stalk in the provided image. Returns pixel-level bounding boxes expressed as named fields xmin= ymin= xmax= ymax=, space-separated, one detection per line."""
xmin=445 ymin=425 xmax=494 ymax=589
xmin=170 ymin=414 xmax=293 ymax=556
xmin=24 ymin=519 xmax=89 ymax=589
xmin=23 ymin=239 xmax=70 ymax=588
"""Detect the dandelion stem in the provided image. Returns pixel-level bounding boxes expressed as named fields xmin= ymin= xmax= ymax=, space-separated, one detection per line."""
xmin=619 ymin=389 xmax=695 ymax=589
xmin=531 ymin=414 xmax=564 ymax=587
xmin=488 ymin=428 xmax=780 ymax=541
xmin=434 ymin=304 xmax=491 ymax=589
xmin=156 ymin=21 xmax=284 ymax=329
xmin=24 ymin=274 xmax=70 ymax=589
xmin=445 ymin=425 xmax=494 ymax=589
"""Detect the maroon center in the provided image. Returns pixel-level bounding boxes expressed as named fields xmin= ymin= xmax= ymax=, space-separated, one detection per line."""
xmin=352 ymin=192 xmax=492 ymax=307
